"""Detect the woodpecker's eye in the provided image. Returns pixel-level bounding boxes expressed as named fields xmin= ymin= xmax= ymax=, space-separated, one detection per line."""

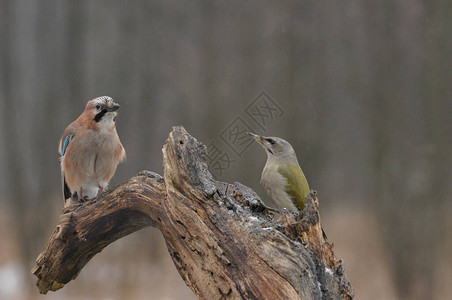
xmin=267 ymin=139 xmax=276 ymax=145
xmin=95 ymin=104 xmax=101 ymax=110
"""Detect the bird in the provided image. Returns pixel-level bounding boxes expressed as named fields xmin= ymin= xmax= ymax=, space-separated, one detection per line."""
xmin=248 ymin=132 xmax=309 ymax=214
xmin=58 ymin=96 xmax=126 ymax=202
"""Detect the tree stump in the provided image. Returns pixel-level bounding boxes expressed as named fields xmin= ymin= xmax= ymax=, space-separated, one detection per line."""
xmin=32 ymin=126 xmax=354 ymax=299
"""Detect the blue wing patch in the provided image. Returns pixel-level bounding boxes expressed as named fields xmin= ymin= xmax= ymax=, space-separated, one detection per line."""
xmin=62 ymin=135 xmax=72 ymax=156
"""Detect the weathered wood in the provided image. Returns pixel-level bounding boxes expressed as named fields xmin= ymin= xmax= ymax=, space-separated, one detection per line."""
xmin=32 ymin=126 xmax=354 ymax=299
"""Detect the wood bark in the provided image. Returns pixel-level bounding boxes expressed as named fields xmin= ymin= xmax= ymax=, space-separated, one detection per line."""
xmin=32 ymin=126 xmax=354 ymax=299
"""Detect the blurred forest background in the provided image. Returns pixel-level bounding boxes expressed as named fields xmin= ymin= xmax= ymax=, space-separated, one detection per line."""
xmin=0 ymin=1 xmax=451 ymax=299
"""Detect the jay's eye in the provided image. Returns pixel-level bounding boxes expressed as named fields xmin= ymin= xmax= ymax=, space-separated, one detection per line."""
xmin=267 ymin=139 xmax=276 ymax=145
xmin=95 ymin=104 xmax=101 ymax=110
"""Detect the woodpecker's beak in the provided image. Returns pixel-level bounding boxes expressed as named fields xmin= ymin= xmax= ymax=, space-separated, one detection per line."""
xmin=248 ymin=132 xmax=264 ymax=143
xmin=106 ymin=103 xmax=120 ymax=112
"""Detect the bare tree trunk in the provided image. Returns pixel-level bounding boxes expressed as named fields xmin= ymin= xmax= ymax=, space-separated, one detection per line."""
xmin=32 ymin=126 xmax=354 ymax=299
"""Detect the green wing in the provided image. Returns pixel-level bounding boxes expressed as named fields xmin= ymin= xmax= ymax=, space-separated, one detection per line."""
xmin=278 ymin=164 xmax=310 ymax=211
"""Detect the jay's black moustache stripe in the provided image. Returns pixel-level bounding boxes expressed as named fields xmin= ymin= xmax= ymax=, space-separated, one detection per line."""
xmin=94 ymin=109 xmax=107 ymax=122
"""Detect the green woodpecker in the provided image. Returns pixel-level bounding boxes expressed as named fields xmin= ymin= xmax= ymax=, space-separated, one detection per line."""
xmin=248 ymin=132 xmax=310 ymax=214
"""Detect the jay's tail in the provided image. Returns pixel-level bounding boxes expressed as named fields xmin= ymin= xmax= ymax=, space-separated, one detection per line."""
xmin=62 ymin=173 xmax=71 ymax=202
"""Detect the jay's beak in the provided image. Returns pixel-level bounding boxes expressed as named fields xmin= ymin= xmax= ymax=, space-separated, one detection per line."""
xmin=106 ymin=103 xmax=120 ymax=112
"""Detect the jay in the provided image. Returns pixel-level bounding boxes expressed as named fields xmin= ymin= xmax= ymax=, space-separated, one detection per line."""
xmin=59 ymin=96 xmax=126 ymax=202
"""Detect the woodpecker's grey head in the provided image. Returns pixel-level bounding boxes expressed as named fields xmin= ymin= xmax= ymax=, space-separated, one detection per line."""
xmin=248 ymin=132 xmax=296 ymax=158
xmin=84 ymin=96 xmax=120 ymax=126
